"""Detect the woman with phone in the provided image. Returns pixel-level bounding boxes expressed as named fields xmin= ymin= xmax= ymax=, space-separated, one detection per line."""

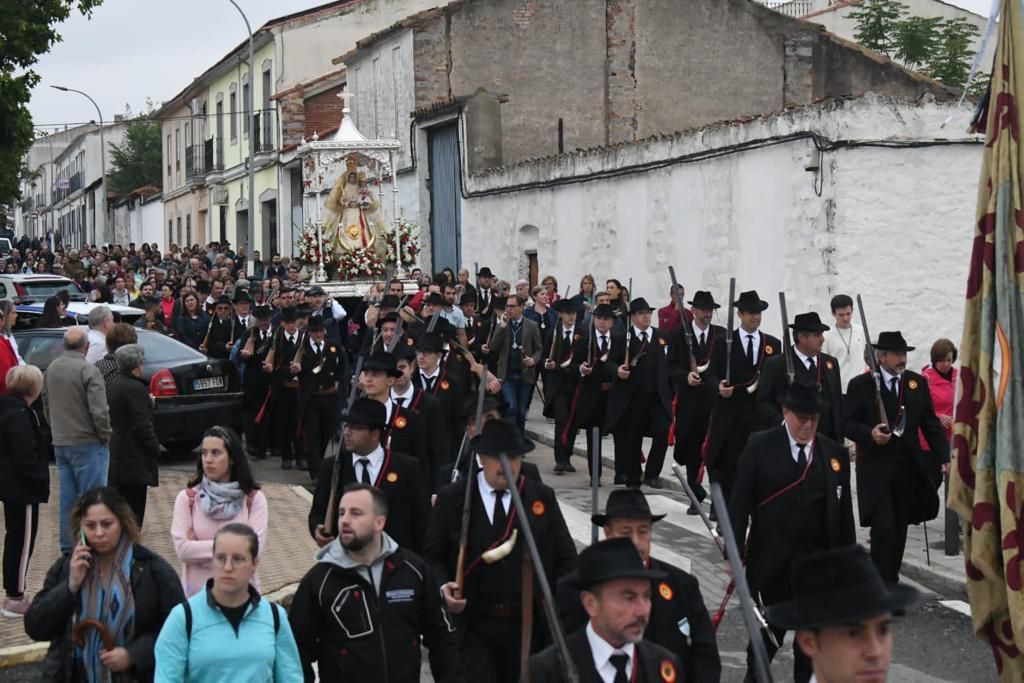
xmin=171 ymin=426 xmax=268 ymax=597
xmin=24 ymin=487 xmax=184 ymax=681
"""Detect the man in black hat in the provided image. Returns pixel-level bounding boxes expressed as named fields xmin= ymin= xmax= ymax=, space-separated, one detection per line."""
xmin=266 ymin=306 xmax=305 ymax=469
xmin=237 ymin=304 xmax=274 ymax=460
xmin=844 ymin=331 xmax=948 ymax=585
xmin=304 ymin=284 xmax=344 ymax=348
xmin=730 ymin=382 xmax=856 ymax=683
xmin=461 ymin=292 xmax=487 ymax=357
xmin=606 ymin=297 xmax=673 ymax=488
xmin=556 ymin=490 xmax=721 ymax=682
xmin=410 ymin=332 xmax=462 ymax=484
xmin=232 ymin=288 xmax=253 ymax=330
xmin=292 ymin=314 xmax=348 ymax=479
xmin=705 ymin=290 xmax=781 ymax=509
xmin=767 ymin=545 xmax=919 ymax=683
xmin=389 ymin=339 xmax=450 ymax=491
xmin=428 ymin=418 xmax=577 ymax=683
xmin=667 ymin=290 xmax=726 ymax=508
xmin=487 ymin=294 xmax=543 ymax=435
xmin=528 ymin=537 xmax=680 ymax=683
xmin=203 ymin=294 xmax=238 ymax=359
xmin=449 ymin=393 xmax=544 ymax=484
xmin=570 ymin=302 xmax=619 ymax=484
xmin=476 ymin=266 xmax=497 ymax=318
xmin=757 ymin=311 xmax=844 ymax=442
xmin=307 ymin=397 xmax=429 ymax=552
xmin=543 ymin=298 xmax=583 ymax=474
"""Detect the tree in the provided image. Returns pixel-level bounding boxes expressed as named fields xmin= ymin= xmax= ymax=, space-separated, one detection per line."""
xmin=849 ymin=0 xmax=908 ymax=56
xmin=107 ymin=102 xmax=162 ymax=194
xmin=894 ymin=15 xmax=943 ymax=72
xmin=929 ymin=17 xmax=982 ymax=90
xmin=0 ymin=1 xmax=103 ymax=203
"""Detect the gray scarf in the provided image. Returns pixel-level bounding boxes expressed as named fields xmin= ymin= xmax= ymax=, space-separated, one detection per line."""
xmin=198 ymin=477 xmax=245 ymax=521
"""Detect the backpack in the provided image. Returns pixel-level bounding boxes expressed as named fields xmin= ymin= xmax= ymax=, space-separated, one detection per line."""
xmin=182 ymin=598 xmax=280 ymax=640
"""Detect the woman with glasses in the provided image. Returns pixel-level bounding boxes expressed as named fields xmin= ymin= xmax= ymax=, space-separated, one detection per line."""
xmin=170 ymin=426 xmax=268 ymax=597
xmin=154 ymin=524 xmax=302 ymax=682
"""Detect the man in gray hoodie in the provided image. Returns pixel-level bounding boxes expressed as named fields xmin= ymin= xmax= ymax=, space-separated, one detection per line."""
xmin=289 ymin=483 xmax=463 ymax=683
xmin=42 ymin=326 xmax=111 ymax=553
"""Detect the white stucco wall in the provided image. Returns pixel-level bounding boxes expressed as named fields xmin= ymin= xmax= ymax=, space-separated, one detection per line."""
xmin=456 ymin=94 xmax=982 ymax=369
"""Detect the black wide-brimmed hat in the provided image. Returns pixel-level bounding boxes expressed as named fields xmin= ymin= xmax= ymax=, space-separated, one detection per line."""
xmin=306 ymin=314 xmax=326 ymax=332
xmin=253 ymin=305 xmax=272 ymax=320
xmin=767 ymin=545 xmax=920 ymax=630
xmin=378 ymin=311 xmax=399 ymax=325
xmin=342 ymin=397 xmax=388 ymax=430
xmin=363 ymin=351 xmax=402 ymax=377
xmin=461 ymin=394 xmax=507 ymax=420
xmin=592 ymin=303 xmax=617 ymax=319
xmin=491 ymin=297 xmax=508 ymax=311
xmin=392 ymin=341 xmax=416 ymax=362
xmin=629 ymin=297 xmax=654 ymax=314
xmin=477 ymin=267 xmax=495 ymax=278
xmin=734 ymin=290 xmax=768 ymax=313
xmin=789 ymin=312 xmax=830 ymax=333
xmin=687 ymin=291 xmax=720 ymax=310
xmin=592 ymin=489 xmax=666 ymax=527
xmin=306 ymin=285 xmax=326 ymax=297
xmin=874 ymin=331 xmax=915 ymax=352
xmin=574 ymin=537 xmax=666 ymax=590
xmin=782 ymin=382 xmax=823 ymax=415
xmin=459 ymin=292 xmax=477 ymax=306
xmin=552 ymin=299 xmax=577 ymax=314
xmin=416 ymin=332 xmax=445 ymax=354
xmin=232 ymin=289 xmax=252 ymax=304
xmin=280 ymin=307 xmax=298 ymax=323
xmin=380 ymin=295 xmax=401 ymax=309
xmin=215 ymin=294 xmax=232 ymax=307
xmin=471 ymin=417 xmax=529 ymax=458
xmin=295 ymin=306 xmax=312 ymax=319
xmin=423 ymin=292 xmax=445 ymax=307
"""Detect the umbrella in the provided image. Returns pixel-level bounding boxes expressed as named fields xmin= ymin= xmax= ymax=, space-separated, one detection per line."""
xmin=949 ymin=0 xmax=1024 ymax=678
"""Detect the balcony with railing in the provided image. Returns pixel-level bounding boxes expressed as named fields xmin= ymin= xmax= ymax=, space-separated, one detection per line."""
xmin=759 ymin=0 xmax=817 ymax=17
xmin=253 ymin=111 xmax=277 ymax=157
xmin=185 ymin=144 xmax=208 ymax=183
xmin=204 ymin=138 xmax=224 ymax=182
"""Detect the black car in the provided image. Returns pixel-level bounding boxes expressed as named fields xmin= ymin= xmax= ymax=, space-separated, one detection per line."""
xmin=14 ymin=327 xmax=243 ymax=448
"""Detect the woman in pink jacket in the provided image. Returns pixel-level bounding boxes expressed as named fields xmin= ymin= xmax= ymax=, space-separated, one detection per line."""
xmin=921 ymin=338 xmax=957 ymax=453
xmin=171 ymin=426 xmax=268 ymax=596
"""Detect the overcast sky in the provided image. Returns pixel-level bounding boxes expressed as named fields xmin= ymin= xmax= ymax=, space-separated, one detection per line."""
xmin=27 ymin=0 xmax=995 ymax=132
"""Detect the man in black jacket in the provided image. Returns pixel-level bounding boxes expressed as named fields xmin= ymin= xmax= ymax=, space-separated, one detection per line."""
xmin=428 ymin=418 xmax=577 ymax=683
xmin=730 ymin=382 xmax=856 ymax=683
xmin=528 ymin=537 xmax=680 ymax=683
xmin=236 ymin=305 xmax=273 ymax=460
xmin=290 ymin=483 xmax=462 ymax=683
xmin=844 ymin=331 xmax=948 ymax=584
xmin=667 ymin=290 xmax=725 ymax=508
xmin=556 ymin=489 xmax=721 ymax=682
xmin=570 ymin=303 xmax=619 ymax=484
xmin=606 ymin=298 xmax=673 ymax=488
xmin=756 ymin=311 xmax=844 ymax=442
xmin=308 ymin=398 xmax=428 ymax=554
xmin=265 ymin=306 xmax=304 ymax=470
xmin=292 ymin=314 xmax=347 ymax=479
xmin=543 ymin=299 xmax=583 ymax=474
xmin=203 ymin=294 xmax=238 ymax=359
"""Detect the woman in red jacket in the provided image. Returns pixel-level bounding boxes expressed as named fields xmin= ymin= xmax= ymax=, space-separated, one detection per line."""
xmin=0 ymin=302 xmax=21 ymax=395
xmin=920 ymin=338 xmax=957 ymax=451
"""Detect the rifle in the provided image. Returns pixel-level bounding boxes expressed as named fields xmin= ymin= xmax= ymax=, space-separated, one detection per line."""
xmin=856 ymin=294 xmax=902 ymax=436
xmin=778 ymin=292 xmax=795 ymax=386
xmin=668 ymin=266 xmax=700 ymax=373
xmin=591 ymin=426 xmax=601 ymax=544
xmin=323 ymin=355 xmax=366 ymax=537
xmin=498 ymin=454 xmax=579 ymax=683
xmin=453 ymin=367 xmax=489 ymax=597
xmin=725 ymin=277 xmax=736 ymax=385
xmin=624 ymin=278 xmax=633 ymax=367
xmin=709 ymin=482 xmax=775 ymax=683
xmin=384 ymin=294 xmax=412 ymax=354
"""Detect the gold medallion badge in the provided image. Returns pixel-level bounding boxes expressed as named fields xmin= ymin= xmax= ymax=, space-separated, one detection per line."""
xmin=765 ymin=344 xmax=774 ymax=354
xmin=440 ymin=380 xmax=450 ymax=390
xmin=531 ymin=500 xmax=546 ymax=517
xmin=831 ymin=457 xmax=841 ymax=472
xmin=660 ymin=660 xmax=676 ymax=683
xmin=386 ymin=472 xmax=398 ymax=483
xmin=908 ymin=379 xmax=919 ymax=390
xmin=659 ymin=582 xmax=673 ymax=601
xmin=826 ymin=360 xmax=834 ymax=370
xmin=395 ymin=417 xmax=407 ymax=429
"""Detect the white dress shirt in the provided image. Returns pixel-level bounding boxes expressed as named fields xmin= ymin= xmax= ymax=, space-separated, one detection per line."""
xmin=632 ymin=325 xmax=651 ymax=341
xmin=879 ymin=366 xmax=902 ymax=395
xmin=390 ymin=384 xmax=415 ymax=409
xmin=794 ymin=348 xmax=817 ymax=371
xmin=351 ymin=445 xmax=385 ymax=484
xmin=85 ymin=328 xmax=108 ymax=364
xmin=477 ymin=471 xmax=509 ymax=525
xmin=586 ymin=621 xmax=636 ymax=683
xmin=785 ymin=423 xmax=815 ymax=464
xmin=420 ymin=367 xmax=441 ymax=391
xmin=692 ymin=320 xmax=709 ymax=345
xmin=822 ymin=322 xmax=867 ymax=393
xmin=740 ymin=329 xmax=760 ymax=365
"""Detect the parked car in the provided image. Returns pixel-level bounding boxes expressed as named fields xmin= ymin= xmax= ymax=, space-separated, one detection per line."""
xmin=13 ymin=301 xmax=144 ymax=329
xmin=13 ymin=327 xmax=243 ymax=448
xmin=0 ymin=273 xmax=85 ymax=303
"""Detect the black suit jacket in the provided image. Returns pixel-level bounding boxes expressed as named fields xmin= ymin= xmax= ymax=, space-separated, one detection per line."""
xmin=556 ymin=559 xmax=720 ymax=683
xmin=844 ymin=370 xmax=948 ymax=526
xmin=236 ymin=326 xmax=273 ymax=407
xmin=756 ymin=349 xmax=844 ymax=441
xmin=569 ymin=329 xmax=617 ymax=431
xmin=605 ymin=328 xmax=673 ymax=432
xmin=542 ymin=326 xmax=583 ymax=417
xmin=527 ymin=627 xmax=681 ymax=683
xmin=308 ymin=449 xmax=429 ymax=553
xmin=384 ymin=403 xmax=432 ymax=485
xmin=667 ymin=323 xmax=726 ymax=426
xmin=296 ymin=338 xmax=347 ymax=420
xmin=729 ymin=426 xmax=856 ymax=592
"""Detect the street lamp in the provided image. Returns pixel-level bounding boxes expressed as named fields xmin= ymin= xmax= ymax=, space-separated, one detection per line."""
xmin=228 ymin=0 xmax=256 ymax=276
xmin=51 ymin=85 xmax=106 ymax=247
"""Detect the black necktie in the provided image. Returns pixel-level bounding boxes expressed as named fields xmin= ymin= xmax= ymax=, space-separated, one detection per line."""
xmin=699 ymin=331 xmax=706 ymax=348
xmin=358 ymin=458 xmax=371 ymax=485
xmin=610 ymin=653 xmax=630 ymax=683
xmin=423 ymin=375 xmax=434 ymax=392
xmin=564 ymin=330 xmax=572 ymax=349
xmin=640 ymin=330 xmax=648 ymax=345
xmin=807 ymin=356 xmax=816 ymax=371
xmin=600 ymin=335 xmax=609 ymax=354
xmin=797 ymin=444 xmax=807 ymax=469
xmin=315 ymin=342 xmax=322 ymax=356
xmin=890 ymin=376 xmax=899 ymax=394
xmin=746 ymin=334 xmax=755 ymax=364
xmin=394 ymin=397 xmax=406 ymax=408
xmin=492 ymin=490 xmax=507 ymax=530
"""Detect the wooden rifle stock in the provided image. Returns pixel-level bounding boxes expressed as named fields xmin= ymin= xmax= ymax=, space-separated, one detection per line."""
xmin=668 ymin=266 xmax=698 ymax=373
xmin=454 ymin=366 xmax=489 ymax=596
xmin=198 ymin=315 xmax=216 ymax=353
xmin=324 ymin=354 xmax=366 ymax=537
xmin=725 ymin=277 xmax=736 ymax=384
xmin=856 ymin=294 xmax=890 ymax=432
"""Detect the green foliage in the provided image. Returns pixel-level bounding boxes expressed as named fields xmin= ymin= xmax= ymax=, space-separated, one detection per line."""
xmin=850 ymin=0 xmax=986 ymax=92
xmin=0 ymin=0 xmax=103 ymax=203
xmin=107 ymin=101 xmax=162 ymax=194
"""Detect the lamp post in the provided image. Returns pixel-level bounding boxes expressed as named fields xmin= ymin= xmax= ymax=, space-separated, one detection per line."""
xmin=228 ymin=0 xmax=257 ymax=277
xmin=51 ymin=85 xmax=105 ymax=247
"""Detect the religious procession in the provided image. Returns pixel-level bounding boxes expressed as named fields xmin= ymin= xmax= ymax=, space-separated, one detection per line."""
xmin=5 ymin=0 xmax=1024 ymax=681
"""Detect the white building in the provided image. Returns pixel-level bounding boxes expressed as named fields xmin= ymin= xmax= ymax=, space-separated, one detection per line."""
xmin=110 ymin=186 xmax=164 ymax=250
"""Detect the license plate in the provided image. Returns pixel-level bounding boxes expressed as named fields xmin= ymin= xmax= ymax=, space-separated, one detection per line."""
xmin=192 ymin=376 xmax=225 ymax=391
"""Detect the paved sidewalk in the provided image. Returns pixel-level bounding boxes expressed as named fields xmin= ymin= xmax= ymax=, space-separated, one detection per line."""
xmin=523 ymin=407 xmax=968 ymax=598
xmin=0 ymin=468 xmax=318 ymax=665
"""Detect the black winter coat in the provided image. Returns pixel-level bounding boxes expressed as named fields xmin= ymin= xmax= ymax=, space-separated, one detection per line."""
xmin=0 ymin=394 xmax=50 ymax=505
xmin=24 ymin=544 xmax=185 ymax=682
xmin=107 ymin=371 xmax=161 ymax=487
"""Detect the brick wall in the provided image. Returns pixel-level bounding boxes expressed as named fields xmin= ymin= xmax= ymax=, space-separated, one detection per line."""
xmin=305 ymin=85 xmax=344 ymax=139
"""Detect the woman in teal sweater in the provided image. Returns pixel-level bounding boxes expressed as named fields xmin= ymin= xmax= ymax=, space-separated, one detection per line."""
xmin=154 ymin=524 xmax=301 ymax=682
